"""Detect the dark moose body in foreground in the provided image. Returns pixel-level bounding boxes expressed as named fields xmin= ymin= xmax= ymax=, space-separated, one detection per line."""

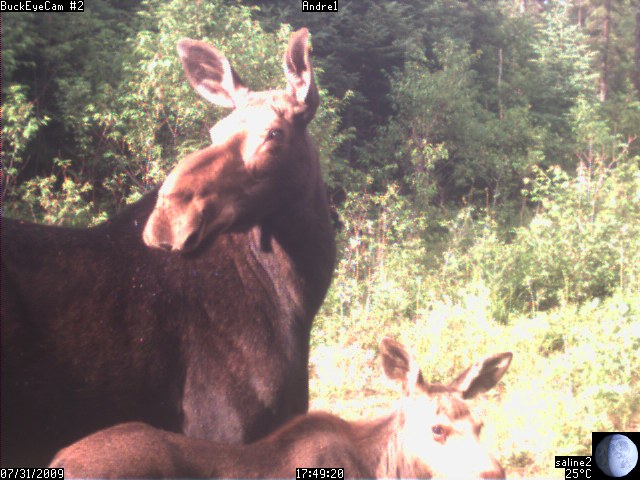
xmin=51 ymin=339 xmax=512 ymax=479
xmin=1 ymin=28 xmax=335 ymax=466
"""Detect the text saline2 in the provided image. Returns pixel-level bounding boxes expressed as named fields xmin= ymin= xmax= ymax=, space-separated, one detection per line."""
xmin=555 ymin=456 xmax=592 ymax=479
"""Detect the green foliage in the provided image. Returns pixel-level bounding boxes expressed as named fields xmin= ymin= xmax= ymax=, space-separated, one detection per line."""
xmin=1 ymin=82 xmax=100 ymax=226
xmin=2 ymin=2 xmax=140 ymax=222
xmin=1 ymin=85 xmax=50 ymax=212
xmin=526 ymin=2 xmax=597 ymax=164
xmin=15 ymin=160 xmax=98 ymax=227
xmin=438 ymin=156 xmax=639 ymax=323
xmin=428 ymin=89 xmax=640 ymax=322
xmin=314 ymin=184 xmax=428 ymax=349
xmin=395 ymin=41 xmax=539 ymax=199
xmin=360 ymin=33 xmax=559 ymax=206
xmin=522 ymin=161 xmax=638 ymax=302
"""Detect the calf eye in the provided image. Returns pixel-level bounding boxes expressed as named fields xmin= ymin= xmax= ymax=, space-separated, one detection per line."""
xmin=267 ymin=128 xmax=284 ymax=141
xmin=432 ymin=425 xmax=447 ymax=442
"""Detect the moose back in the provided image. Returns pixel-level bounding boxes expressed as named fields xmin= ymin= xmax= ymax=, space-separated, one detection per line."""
xmin=1 ymin=28 xmax=335 ymax=467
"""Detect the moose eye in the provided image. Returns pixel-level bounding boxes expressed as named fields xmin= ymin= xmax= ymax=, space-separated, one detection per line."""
xmin=267 ymin=129 xmax=285 ymax=142
xmin=432 ymin=425 xmax=447 ymax=442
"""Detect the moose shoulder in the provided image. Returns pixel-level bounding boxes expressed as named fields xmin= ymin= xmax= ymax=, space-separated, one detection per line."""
xmin=50 ymin=339 xmax=512 ymax=479
xmin=1 ymin=28 xmax=335 ymax=467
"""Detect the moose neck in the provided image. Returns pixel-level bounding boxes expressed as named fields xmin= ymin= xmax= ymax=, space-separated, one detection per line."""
xmin=247 ymin=168 xmax=335 ymax=321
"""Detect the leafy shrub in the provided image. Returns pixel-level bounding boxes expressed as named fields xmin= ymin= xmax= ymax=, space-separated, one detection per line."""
xmin=314 ymin=183 xmax=429 ymax=349
xmin=1 ymin=85 xmax=50 ymax=217
xmin=440 ymin=141 xmax=639 ymax=322
xmin=13 ymin=159 xmax=98 ymax=227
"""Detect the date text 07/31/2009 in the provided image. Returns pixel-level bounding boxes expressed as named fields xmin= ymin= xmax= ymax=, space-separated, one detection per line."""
xmin=1 ymin=469 xmax=65 ymax=479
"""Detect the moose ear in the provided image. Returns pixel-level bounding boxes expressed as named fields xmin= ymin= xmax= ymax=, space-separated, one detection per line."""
xmin=283 ymin=28 xmax=319 ymax=123
xmin=380 ymin=338 xmax=422 ymax=394
xmin=449 ymin=352 xmax=512 ymax=400
xmin=177 ymin=39 xmax=249 ymax=109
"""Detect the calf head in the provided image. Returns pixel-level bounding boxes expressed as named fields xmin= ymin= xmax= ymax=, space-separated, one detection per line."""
xmin=381 ymin=338 xmax=512 ymax=479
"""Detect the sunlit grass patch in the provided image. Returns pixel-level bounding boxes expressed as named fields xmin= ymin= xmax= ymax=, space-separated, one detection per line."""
xmin=310 ymin=287 xmax=640 ymax=479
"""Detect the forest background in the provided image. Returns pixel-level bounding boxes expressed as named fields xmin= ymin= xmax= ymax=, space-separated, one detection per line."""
xmin=2 ymin=1 xmax=639 ymax=477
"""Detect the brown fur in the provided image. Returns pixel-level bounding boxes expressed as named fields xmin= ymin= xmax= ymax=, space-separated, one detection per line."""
xmin=50 ymin=339 xmax=512 ymax=479
xmin=1 ymin=29 xmax=335 ymax=466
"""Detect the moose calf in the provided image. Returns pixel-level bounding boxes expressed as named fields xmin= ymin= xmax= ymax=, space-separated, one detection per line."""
xmin=50 ymin=339 xmax=512 ymax=479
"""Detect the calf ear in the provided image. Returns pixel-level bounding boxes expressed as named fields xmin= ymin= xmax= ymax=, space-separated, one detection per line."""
xmin=449 ymin=352 xmax=512 ymax=400
xmin=177 ymin=39 xmax=249 ymax=109
xmin=380 ymin=338 xmax=421 ymax=394
xmin=283 ymin=28 xmax=319 ymax=123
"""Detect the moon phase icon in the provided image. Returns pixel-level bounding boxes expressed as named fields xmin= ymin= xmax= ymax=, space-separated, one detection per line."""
xmin=595 ymin=434 xmax=638 ymax=477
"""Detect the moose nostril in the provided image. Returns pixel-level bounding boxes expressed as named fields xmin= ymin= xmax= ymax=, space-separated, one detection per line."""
xmin=158 ymin=242 xmax=173 ymax=252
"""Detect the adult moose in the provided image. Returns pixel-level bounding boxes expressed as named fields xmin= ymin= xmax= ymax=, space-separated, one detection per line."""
xmin=50 ymin=338 xmax=512 ymax=479
xmin=1 ymin=28 xmax=335 ymax=467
